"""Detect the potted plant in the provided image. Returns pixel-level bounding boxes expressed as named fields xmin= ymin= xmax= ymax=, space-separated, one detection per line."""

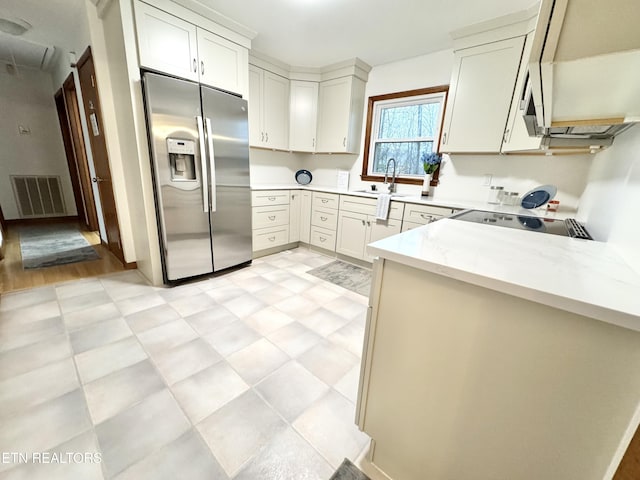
xmin=421 ymin=152 xmax=442 ymax=196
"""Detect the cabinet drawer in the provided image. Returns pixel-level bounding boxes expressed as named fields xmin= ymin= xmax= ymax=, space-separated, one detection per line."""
xmin=311 ymin=207 xmax=338 ymax=231
xmin=252 ymin=205 xmax=290 ymax=228
xmin=401 ymin=221 xmax=426 ymax=232
xmin=339 ymin=195 xmax=403 ymax=220
xmin=312 ymin=192 xmax=339 ymax=210
xmin=253 ymin=226 xmax=289 ymax=251
xmin=310 ymin=226 xmax=336 ymax=251
xmin=403 ymin=203 xmax=454 ymax=225
xmin=251 ymin=190 xmax=290 ymax=207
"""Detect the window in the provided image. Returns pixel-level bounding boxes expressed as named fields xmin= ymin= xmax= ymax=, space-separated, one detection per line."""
xmin=361 ymin=86 xmax=448 ymax=185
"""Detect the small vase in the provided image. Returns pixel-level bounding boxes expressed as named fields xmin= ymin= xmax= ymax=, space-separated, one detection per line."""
xmin=422 ymin=174 xmax=433 ymax=196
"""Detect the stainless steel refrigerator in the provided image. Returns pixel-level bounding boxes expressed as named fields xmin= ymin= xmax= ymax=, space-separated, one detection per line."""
xmin=142 ymin=72 xmax=252 ymax=283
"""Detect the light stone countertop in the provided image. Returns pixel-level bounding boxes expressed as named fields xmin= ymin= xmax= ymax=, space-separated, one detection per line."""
xmin=251 ymin=184 xmax=575 ymax=219
xmin=367 ymin=218 xmax=640 ymax=332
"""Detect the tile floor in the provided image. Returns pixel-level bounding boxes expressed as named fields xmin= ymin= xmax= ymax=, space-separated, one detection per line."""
xmin=0 ymin=248 xmax=371 ymax=479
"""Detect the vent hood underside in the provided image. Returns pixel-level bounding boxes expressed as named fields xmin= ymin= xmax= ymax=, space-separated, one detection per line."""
xmin=527 ymin=0 xmax=640 ymax=144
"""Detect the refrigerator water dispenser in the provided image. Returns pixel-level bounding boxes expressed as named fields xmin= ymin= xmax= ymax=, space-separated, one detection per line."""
xmin=167 ymin=138 xmax=196 ymax=181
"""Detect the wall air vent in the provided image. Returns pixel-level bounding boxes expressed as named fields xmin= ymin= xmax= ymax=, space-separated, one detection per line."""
xmin=11 ymin=175 xmax=66 ymax=218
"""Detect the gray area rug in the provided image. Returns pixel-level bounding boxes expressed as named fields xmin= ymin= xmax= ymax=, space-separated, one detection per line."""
xmin=19 ymin=223 xmax=100 ymax=269
xmin=329 ymin=458 xmax=371 ymax=480
xmin=307 ymin=260 xmax=372 ymax=297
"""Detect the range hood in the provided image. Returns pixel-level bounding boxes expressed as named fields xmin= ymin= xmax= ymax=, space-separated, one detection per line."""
xmin=526 ymin=0 xmax=640 ymax=147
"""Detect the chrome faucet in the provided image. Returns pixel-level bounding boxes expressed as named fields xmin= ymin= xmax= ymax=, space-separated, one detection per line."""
xmin=384 ymin=158 xmax=397 ymax=193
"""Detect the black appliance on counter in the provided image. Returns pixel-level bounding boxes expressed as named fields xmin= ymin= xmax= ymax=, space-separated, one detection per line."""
xmin=451 ymin=210 xmax=592 ymax=240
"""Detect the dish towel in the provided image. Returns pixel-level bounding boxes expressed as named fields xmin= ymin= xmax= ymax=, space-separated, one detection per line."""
xmin=376 ymin=193 xmax=391 ymax=220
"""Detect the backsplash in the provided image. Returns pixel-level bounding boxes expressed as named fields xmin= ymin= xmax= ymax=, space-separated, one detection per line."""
xmin=578 ymin=125 xmax=640 ymax=271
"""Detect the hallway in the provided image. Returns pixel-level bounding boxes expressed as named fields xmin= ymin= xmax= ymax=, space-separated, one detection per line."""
xmin=0 ymin=221 xmax=125 ymax=293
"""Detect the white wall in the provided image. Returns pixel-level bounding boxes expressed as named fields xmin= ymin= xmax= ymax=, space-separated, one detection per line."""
xmin=578 ymin=126 xmax=640 ymax=272
xmin=0 ymin=67 xmax=77 ymax=219
xmin=250 ymin=149 xmax=303 ymax=185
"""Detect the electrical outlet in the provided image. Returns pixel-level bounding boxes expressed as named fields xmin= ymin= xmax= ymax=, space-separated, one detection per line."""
xmin=482 ymin=174 xmax=492 ymax=186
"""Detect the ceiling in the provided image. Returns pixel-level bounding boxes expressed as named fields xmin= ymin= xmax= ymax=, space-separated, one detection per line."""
xmin=0 ymin=0 xmax=537 ymax=71
xmin=0 ymin=0 xmax=88 ymax=70
xmin=195 ymin=0 xmax=537 ymax=67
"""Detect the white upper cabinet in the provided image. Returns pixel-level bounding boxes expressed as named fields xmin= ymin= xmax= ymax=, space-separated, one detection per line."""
xmin=134 ymin=1 xmax=249 ymax=97
xmin=196 ymin=29 xmax=248 ymax=96
xmin=440 ymin=36 xmax=525 ymax=153
xmin=289 ymin=80 xmax=319 ymax=152
xmin=316 ymin=76 xmax=366 ymax=154
xmin=134 ymin=2 xmax=199 ymax=82
xmin=501 ymin=33 xmax=544 ymax=153
xmin=248 ymin=65 xmax=290 ymax=150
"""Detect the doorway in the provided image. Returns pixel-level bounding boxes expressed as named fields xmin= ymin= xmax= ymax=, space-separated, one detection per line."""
xmin=55 ymin=72 xmax=100 ymax=233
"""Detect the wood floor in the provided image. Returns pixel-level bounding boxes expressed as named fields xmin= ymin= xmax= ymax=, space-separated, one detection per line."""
xmin=0 ymin=222 xmax=126 ymax=293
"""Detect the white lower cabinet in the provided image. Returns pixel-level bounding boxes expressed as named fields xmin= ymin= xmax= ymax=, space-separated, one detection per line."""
xmin=402 ymin=203 xmax=459 ymax=226
xmin=336 ymin=195 xmax=403 ymax=262
xmin=299 ymin=191 xmax=312 ymax=243
xmin=251 ymin=190 xmax=290 ymax=252
xmin=289 ymin=191 xmax=301 ymax=243
xmin=309 ymin=192 xmax=339 ymax=251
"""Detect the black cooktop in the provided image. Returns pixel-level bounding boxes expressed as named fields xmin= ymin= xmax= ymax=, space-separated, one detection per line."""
xmin=451 ymin=210 xmax=592 ymax=239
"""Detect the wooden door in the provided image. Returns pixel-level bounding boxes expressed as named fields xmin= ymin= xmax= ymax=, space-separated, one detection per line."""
xmin=63 ymin=74 xmax=99 ymax=232
xmin=77 ymin=47 xmax=124 ymax=263
xmin=54 ymin=89 xmax=85 ymax=226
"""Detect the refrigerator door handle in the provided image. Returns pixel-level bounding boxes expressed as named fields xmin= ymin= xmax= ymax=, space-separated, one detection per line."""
xmin=196 ymin=116 xmax=209 ymax=213
xmin=205 ymin=117 xmax=217 ymax=213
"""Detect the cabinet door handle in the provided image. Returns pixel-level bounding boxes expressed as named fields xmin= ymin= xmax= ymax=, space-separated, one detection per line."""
xmin=268 ymin=196 xmax=276 ymax=201
xmin=319 ymin=236 xmax=326 ymax=242
xmin=321 ymin=199 xmax=328 ymax=203
xmin=367 ymin=221 xmax=371 ymax=227
xmin=261 ymin=132 xmax=264 ymax=142
xmin=343 ymin=137 xmax=346 ymax=147
xmin=442 ymin=132 xmax=447 ymax=144
xmin=312 ymin=138 xmax=315 ymax=148
xmin=361 ymin=219 xmax=365 ymax=226
xmin=193 ymin=58 xmax=197 ymax=72
xmin=265 ymin=132 xmax=269 ymax=143
xmin=268 ymin=215 xmax=276 ymax=221
xmin=320 ymin=216 xmax=327 ymax=221
xmin=503 ymin=128 xmax=510 ymax=144
xmin=420 ymin=213 xmax=434 ymax=222
xmin=201 ymin=61 xmax=204 ymax=75
xmin=268 ymin=236 xmax=275 ymax=242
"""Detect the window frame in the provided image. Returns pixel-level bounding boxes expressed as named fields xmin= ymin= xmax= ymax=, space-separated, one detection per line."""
xmin=360 ymin=85 xmax=449 ymax=186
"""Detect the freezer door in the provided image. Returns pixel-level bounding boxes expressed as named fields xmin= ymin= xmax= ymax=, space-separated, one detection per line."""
xmin=201 ymin=86 xmax=252 ymax=271
xmin=143 ymin=72 xmax=214 ymax=281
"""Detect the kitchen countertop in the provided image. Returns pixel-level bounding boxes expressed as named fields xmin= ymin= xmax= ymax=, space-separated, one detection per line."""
xmin=367 ymin=218 xmax=640 ymax=332
xmin=251 ymin=184 xmax=575 ymax=219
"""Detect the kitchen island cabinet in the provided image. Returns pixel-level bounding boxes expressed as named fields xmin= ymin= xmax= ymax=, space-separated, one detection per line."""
xmin=358 ymin=220 xmax=640 ymax=480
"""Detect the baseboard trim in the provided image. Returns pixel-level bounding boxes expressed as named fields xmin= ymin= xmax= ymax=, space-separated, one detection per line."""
xmin=6 ymin=216 xmax=80 ymax=226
